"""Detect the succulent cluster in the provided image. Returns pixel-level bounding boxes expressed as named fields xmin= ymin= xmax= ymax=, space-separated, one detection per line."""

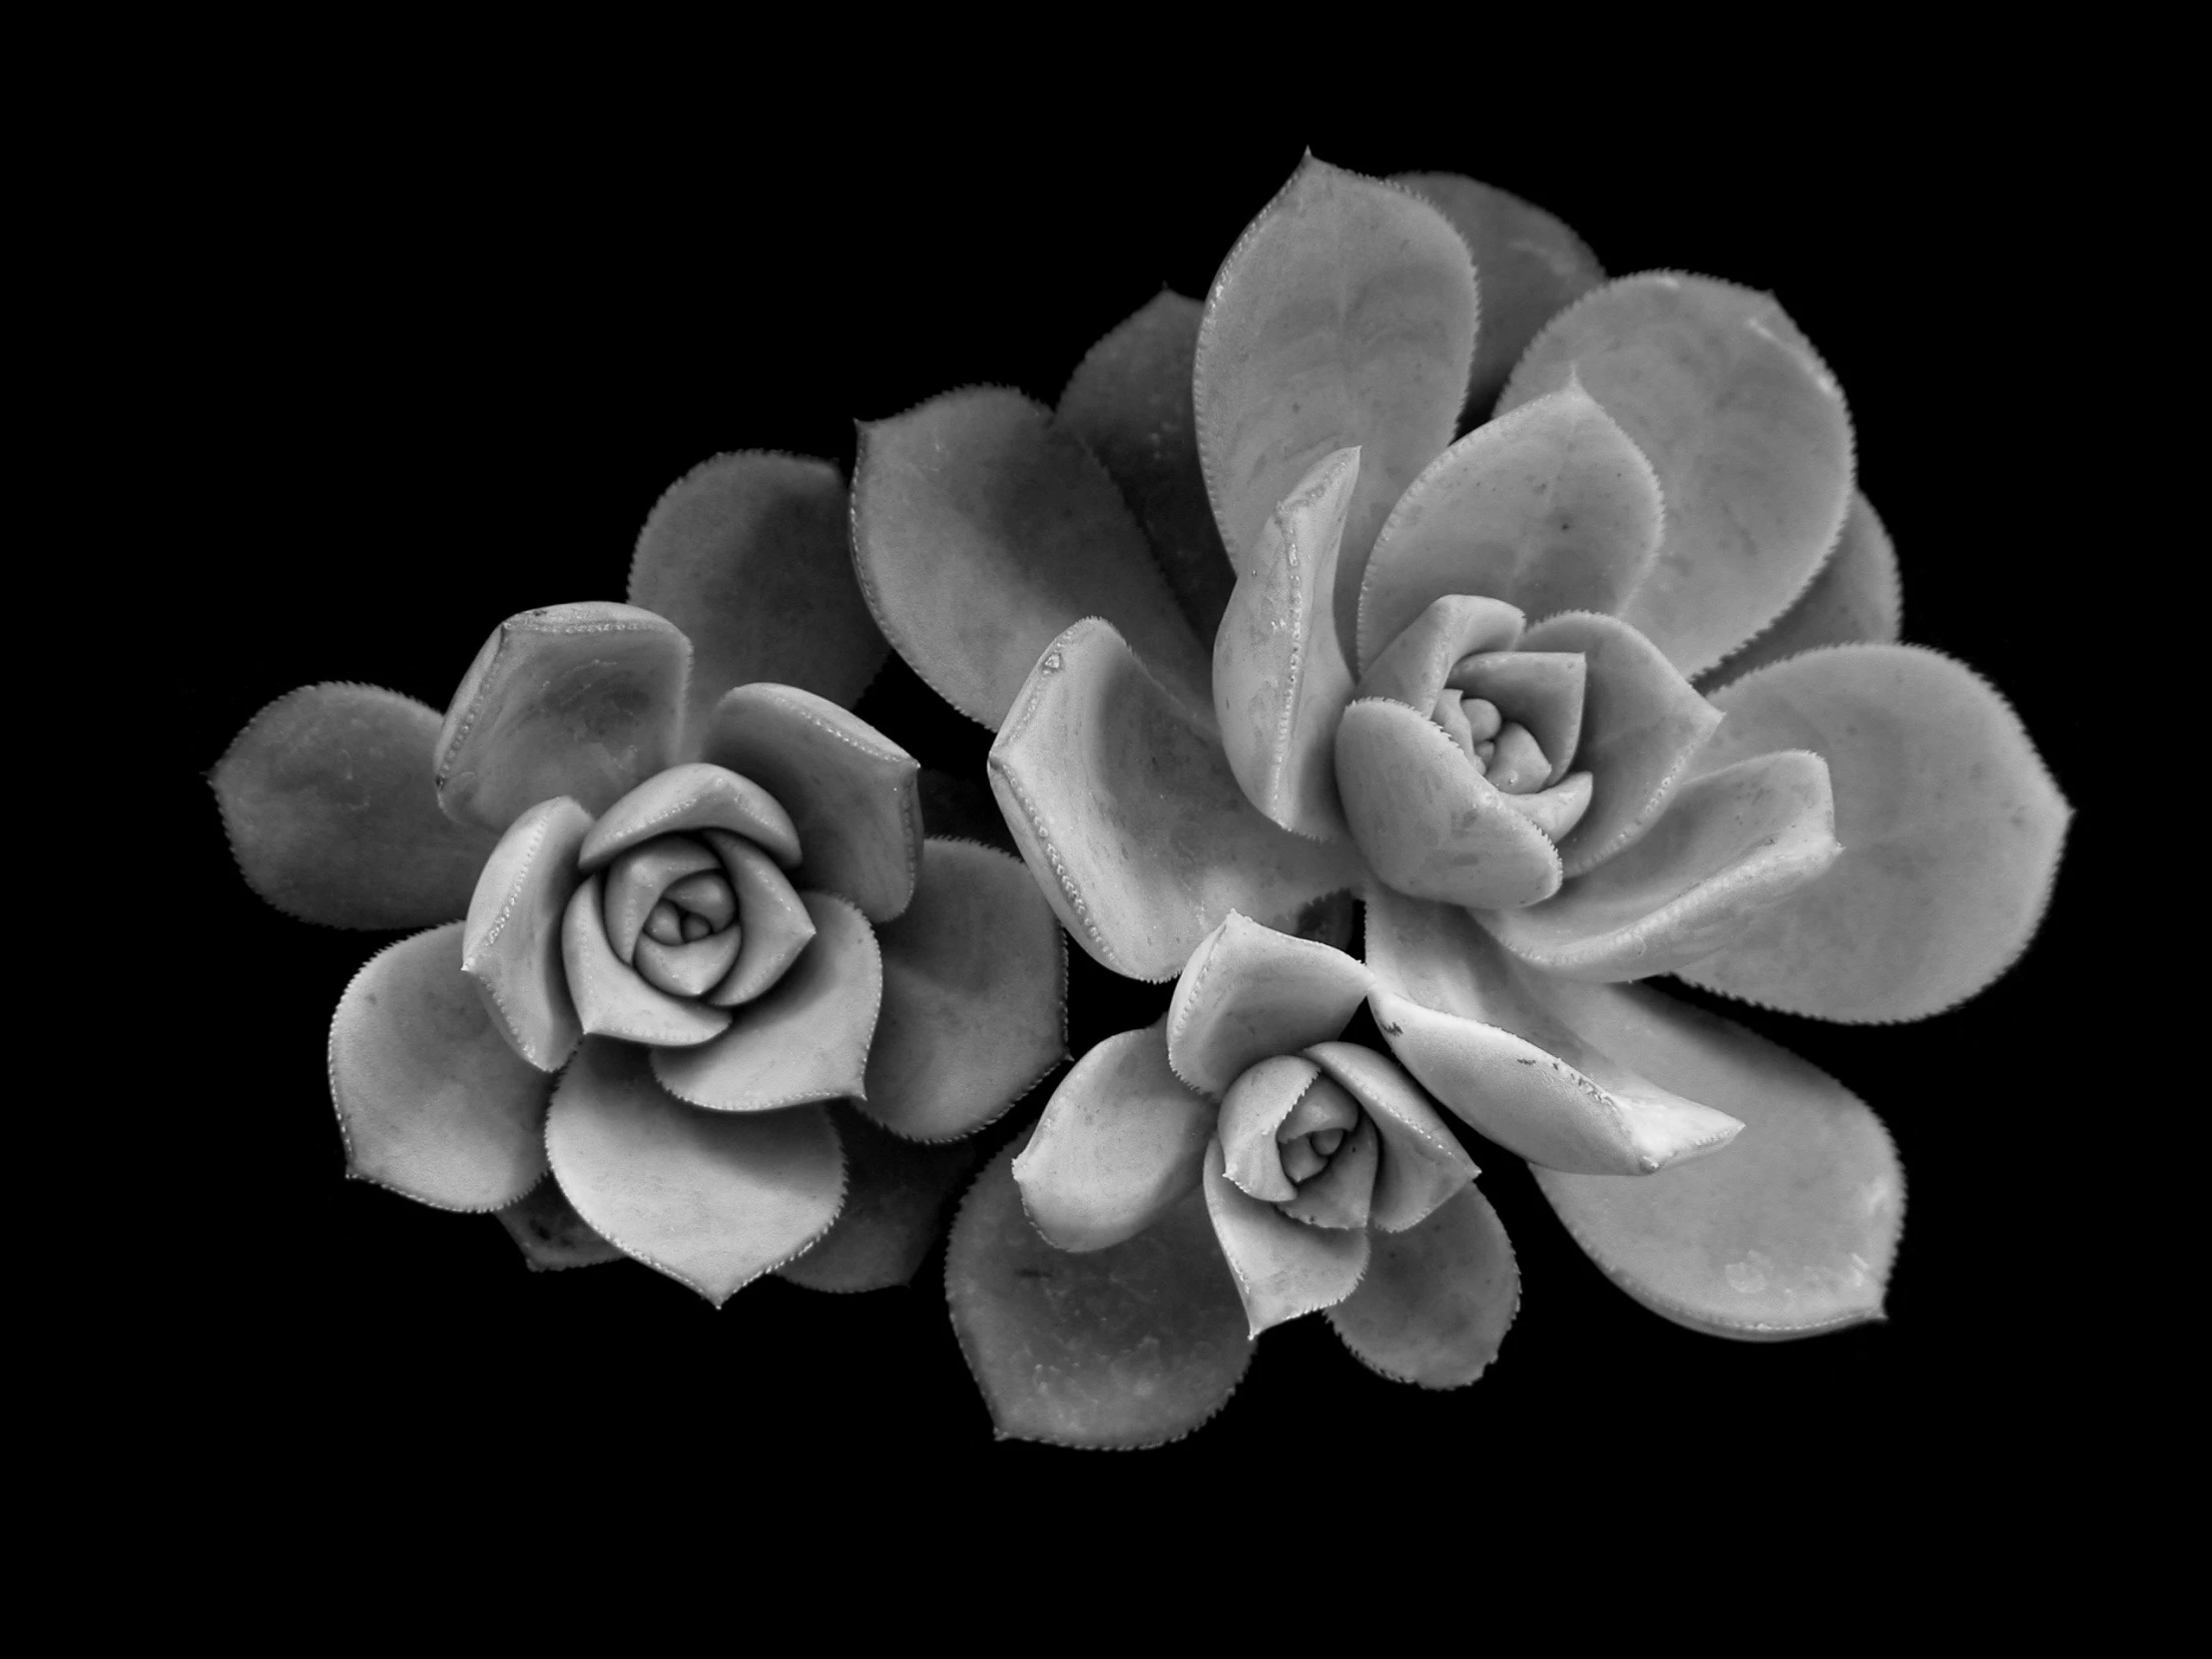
xmin=212 ymin=157 xmax=2066 ymax=1449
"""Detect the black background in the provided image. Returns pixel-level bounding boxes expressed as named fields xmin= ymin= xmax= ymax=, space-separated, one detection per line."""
xmin=175 ymin=121 xmax=2093 ymax=1511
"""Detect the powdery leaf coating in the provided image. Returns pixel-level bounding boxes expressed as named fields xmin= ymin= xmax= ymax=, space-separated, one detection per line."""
xmin=628 ymin=452 xmax=887 ymax=732
xmin=861 ymin=838 xmax=1067 ymax=1142
xmin=1013 ymin=1021 xmax=1215 ymax=1253
xmin=577 ymin=763 xmax=800 ymax=873
xmin=1480 ymin=750 xmax=1840 ymax=982
xmin=852 ymin=387 xmax=1212 ymax=731
xmin=1057 ymin=290 xmax=1237 ymax=643
xmin=215 ymin=684 xmax=499 ymax=929
xmin=547 ymin=1038 xmax=844 ymax=1307
xmin=1213 ymin=446 xmax=1360 ymax=840
xmin=1166 ymin=912 xmax=1375 ymax=1098
xmin=1197 ymin=157 xmax=1477 ymax=652
xmin=1677 ymin=644 xmax=2070 ymax=1022
xmin=434 ymin=602 xmax=690 ymax=832
xmin=777 ymin=1103 xmax=986 ymax=1294
xmin=1531 ymin=978 xmax=1902 ymax=1338
xmin=461 ymin=796 xmax=592 ymax=1070
xmin=1500 ymin=275 xmax=1854 ymax=678
xmin=1698 ymin=490 xmax=1902 ymax=692
xmin=989 ymin=619 xmax=1363 ymax=980
xmin=1390 ymin=172 xmax=1606 ymax=423
xmin=496 ymin=1178 xmax=625 ymax=1272
xmin=329 ymin=922 xmax=552 ymax=1211
xmin=701 ymin=684 xmax=921 ymax=923
xmin=1327 ymin=1183 xmax=1518 ymax=1386
xmin=1200 ymin=1138 xmax=1370 ymax=1336
xmin=1358 ymin=381 xmax=1662 ymax=673
xmin=650 ymin=891 xmax=881 ymax=1112
xmin=948 ymin=1143 xmax=1253 ymax=1449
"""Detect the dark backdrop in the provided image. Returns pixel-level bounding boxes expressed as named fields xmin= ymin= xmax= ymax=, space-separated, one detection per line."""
xmin=177 ymin=127 xmax=2089 ymax=1509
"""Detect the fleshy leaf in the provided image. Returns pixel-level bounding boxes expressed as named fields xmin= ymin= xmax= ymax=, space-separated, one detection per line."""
xmin=1482 ymin=751 xmax=1839 ymax=981
xmin=1200 ymin=1138 xmax=1369 ymax=1337
xmin=1675 ymin=645 xmax=2069 ymax=1021
xmin=577 ymin=763 xmax=800 ymax=873
xmin=851 ymin=386 xmax=1212 ymax=730
xmin=329 ymin=922 xmax=552 ymax=1210
xmin=562 ymin=874 xmax=731 ymax=1048
xmin=1356 ymin=593 xmax=1525 ymax=710
xmin=1334 ymin=697 xmax=1563 ymax=909
xmin=1700 ymin=490 xmax=1902 ymax=692
xmin=989 ymin=618 xmax=1363 ymax=980
xmin=1011 ymin=1021 xmax=1215 ymax=1253
xmin=1213 ymin=447 xmax=1360 ymax=839
xmin=701 ymin=830 xmax=816 ymax=1006
xmin=1196 ymin=156 xmax=1477 ymax=651
xmin=1327 ymin=1184 xmax=1518 ymax=1386
xmin=777 ymin=1103 xmax=986 ymax=1294
xmin=546 ymin=1038 xmax=843 ymax=1306
xmin=1500 ymin=274 xmax=1854 ymax=677
xmin=948 ymin=1143 xmax=1253 ymax=1449
xmin=496 ymin=1178 xmax=625 ymax=1272
xmin=650 ymin=891 xmax=881 ymax=1111
xmin=1450 ymin=652 xmax=1585 ymax=785
xmin=1531 ymin=977 xmax=1902 ymax=1338
xmin=1391 ymin=172 xmax=1605 ymax=422
xmin=861 ymin=839 xmax=1067 ymax=1141
xmin=1277 ymin=1109 xmax=1377 ymax=1231
xmin=1056 ymin=290 xmax=1236 ymax=642
xmin=1166 ymin=911 xmax=1374 ymax=1097
xmin=433 ymin=602 xmax=689 ymax=832
xmin=700 ymin=684 xmax=920 ymax=922
xmin=1306 ymin=1041 xmax=1475 ymax=1233
xmin=461 ymin=796 xmax=591 ymax=1070
xmin=1363 ymin=887 xmax=1741 ymax=1175
xmin=598 ymin=835 xmax=721 ymax=961
xmin=1218 ymin=1054 xmax=1324 ymax=1203
xmin=1358 ymin=381 xmax=1662 ymax=673
xmin=629 ymin=451 xmax=887 ymax=729
xmin=1521 ymin=611 xmax=1722 ymax=876
xmin=215 ymin=684 xmax=499 ymax=929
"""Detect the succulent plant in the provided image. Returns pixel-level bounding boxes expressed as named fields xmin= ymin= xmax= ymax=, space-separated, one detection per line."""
xmin=855 ymin=158 xmax=2068 ymax=1445
xmin=212 ymin=455 xmax=1066 ymax=1301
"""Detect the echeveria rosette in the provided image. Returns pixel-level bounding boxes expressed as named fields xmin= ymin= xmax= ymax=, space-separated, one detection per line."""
xmin=214 ymin=454 xmax=1067 ymax=1301
xmin=855 ymin=158 xmax=2068 ymax=1442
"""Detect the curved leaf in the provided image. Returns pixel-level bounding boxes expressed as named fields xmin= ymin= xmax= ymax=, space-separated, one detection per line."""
xmin=851 ymin=386 xmax=1212 ymax=729
xmin=1218 ymin=1053 xmax=1322 ymax=1202
xmin=1213 ymin=446 xmax=1360 ymax=839
xmin=1363 ymin=888 xmax=1741 ymax=1175
xmin=701 ymin=830 xmax=816 ymax=1005
xmin=1356 ymin=592 xmax=1526 ymax=709
xmin=1358 ymin=380 xmax=1662 ymax=672
xmin=1500 ymin=274 xmax=1855 ymax=677
xmin=1166 ymin=911 xmax=1374 ymax=1097
xmin=1482 ymin=751 xmax=1839 ymax=981
xmin=1056 ymin=290 xmax=1236 ymax=642
xmin=329 ymin=922 xmax=552 ymax=1211
xmin=577 ymin=763 xmax=800 ymax=872
xmin=1327 ymin=1183 xmax=1518 ymax=1387
xmin=1306 ymin=1041 xmax=1475 ymax=1233
xmin=1521 ymin=611 xmax=1720 ymax=876
xmin=1676 ymin=644 xmax=2070 ymax=1021
xmin=947 ymin=1143 xmax=1253 ymax=1449
xmin=777 ymin=1103 xmax=985 ymax=1294
xmin=628 ymin=451 xmax=887 ymax=729
xmin=461 ymin=796 xmax=591 ymax=1069
xmin=433 ymin=602 xmax=689 ymax=832
xmin=1391 ymin=172 xmax=1605 ymax=421
xmin=988 ymin=618 xmax=1363 ymax=980
xmin=1011 ymin=1021 xmax=1215 ymax=1253
xmin=1196 ymin=157 xmax=1476 ymax=650
xmin=214 ymin=683 xmax=499 ymax=929
xmin=1334 ymin=697 xmax=1563 ymax=909
xmin=1200 ymin=1138 xmax=1369 ymax=1336
xmin=650 ymin=891 xmax=880 ymax=1110
xmin=1700 ymin=490 xmax=1901 ymax=691
xmin=862 ymin=839 xmax=1066 ymax=1141
xmin=701 ymin=684 xmax=921 ymax=921
xmin=1531 ymin=978 xmax=1902 ymax=1338
xmin=496 ymin=1178 xmax=625 ymax=1272
xmin=547 ymin=1038 xmax=844 ymax=1306
xmin=562 ymin=874 xmax=731 ymax=1048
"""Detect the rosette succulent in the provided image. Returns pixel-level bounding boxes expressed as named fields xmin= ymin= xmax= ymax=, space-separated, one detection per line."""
xmin=214 ymin=455 xmax=1065 ymax=1300
xmin=856 ymin=159 xmax=2068 ymax=1444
